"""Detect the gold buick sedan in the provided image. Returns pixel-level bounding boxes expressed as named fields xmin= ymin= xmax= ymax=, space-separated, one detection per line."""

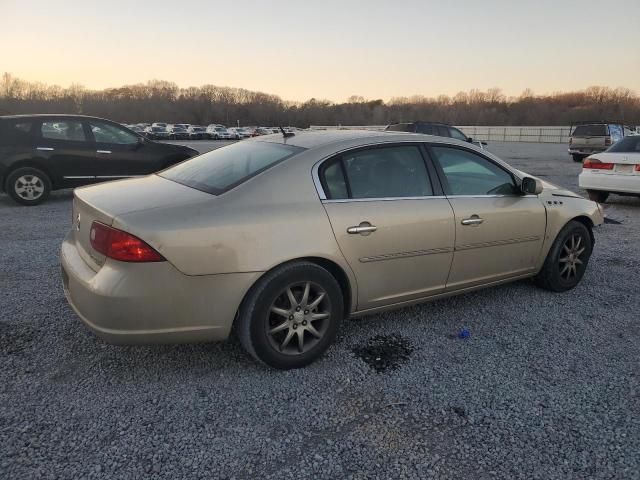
xmin=61 ymin=131 xmax=603 ymax=369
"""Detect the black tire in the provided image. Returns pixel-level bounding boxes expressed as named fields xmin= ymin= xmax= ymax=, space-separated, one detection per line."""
xmin=587 ymin=190 xmax=609 ymax=203
xmin=236 ymin=261 xmax=344 ymax=369
xmin=534 ymin=220 xmax=593 ymax=292
xmin=572 ymin=154 xmax=585 ymax=163
xmin=6 ymin=167 xmax=51 ymax=206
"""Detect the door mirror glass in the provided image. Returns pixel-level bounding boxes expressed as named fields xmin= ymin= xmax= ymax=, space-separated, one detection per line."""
xmin=521 ymin=177 xmax=543 ymax=195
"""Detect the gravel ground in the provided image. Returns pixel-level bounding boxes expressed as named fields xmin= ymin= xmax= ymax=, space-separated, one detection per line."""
xmin=1 ymin=142 xmax=639 ymax=479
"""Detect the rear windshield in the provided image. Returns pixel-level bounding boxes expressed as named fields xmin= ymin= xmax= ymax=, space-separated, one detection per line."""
xmin=606 ymin=135 xmax=640 ymax=153
xmin=160 ymin=141 xmax=304 ymax=194
xmin=572 ymin=124 xmax=608 ymax=137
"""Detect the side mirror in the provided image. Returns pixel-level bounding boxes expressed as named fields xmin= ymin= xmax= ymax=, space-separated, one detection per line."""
xmin=467 ymin=137 xmax=473 ymax=143
xmin=521 ymin=177 xmax=543 ymax=195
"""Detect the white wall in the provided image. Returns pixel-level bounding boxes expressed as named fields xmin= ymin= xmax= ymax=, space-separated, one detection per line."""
xmin=309 ymin=125 xmax=572 ymax=143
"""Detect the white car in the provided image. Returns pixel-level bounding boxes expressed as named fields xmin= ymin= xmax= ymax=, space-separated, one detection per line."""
xmin=207 ymin=126 xmax=233 ymax=140
xmin=578 ymin=135 xmax=640 ymax=203
xmin=227 ymin=127 xmax=251 ymax=140
xmin=187 ymin=126 xmax=208 ymax=139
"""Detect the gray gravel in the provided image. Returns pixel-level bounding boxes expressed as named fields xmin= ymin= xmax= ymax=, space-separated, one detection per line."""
xmin=1 ymin=142 xmax=639 ymax=479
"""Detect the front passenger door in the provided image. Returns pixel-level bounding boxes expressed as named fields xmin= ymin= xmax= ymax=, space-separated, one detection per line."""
xmin=87 ymin=121 xmax=153 ymax=178
xmin=428 ymin=145 xmax=546 ymax=290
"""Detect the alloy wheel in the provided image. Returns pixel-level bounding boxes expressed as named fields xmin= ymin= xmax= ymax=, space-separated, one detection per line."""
xmin=559 ymin=233 xmax=586 ymax=280
xmin=14 ymin=175 xmax=45 ymax=201
xmin=266 ymin=281 xmax=331 ymax=355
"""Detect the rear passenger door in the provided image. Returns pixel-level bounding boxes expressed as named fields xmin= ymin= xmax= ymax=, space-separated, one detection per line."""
xmin=428 ymin=145 xmax=546 ymax=290
xmin=36 ymin=119 xmax=96 ymax=186
xmin=318 ymin=144 xmax=455 ymax=310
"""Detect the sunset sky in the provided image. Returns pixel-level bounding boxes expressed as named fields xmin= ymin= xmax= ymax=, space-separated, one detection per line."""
xmin=2 ymin=0 xmax=639 ymax=102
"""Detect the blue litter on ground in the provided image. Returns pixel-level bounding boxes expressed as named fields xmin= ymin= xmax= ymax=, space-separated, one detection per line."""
xmin=458 ymin=329 xmax=470 ymax=339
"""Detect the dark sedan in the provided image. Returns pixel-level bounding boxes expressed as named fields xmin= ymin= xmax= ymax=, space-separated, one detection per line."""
xmin=0 ymin=115 xmax=199 ymax=205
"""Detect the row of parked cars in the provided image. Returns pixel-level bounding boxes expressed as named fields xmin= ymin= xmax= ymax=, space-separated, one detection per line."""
xmin=124 ymin=123 xmax=301 ymax=141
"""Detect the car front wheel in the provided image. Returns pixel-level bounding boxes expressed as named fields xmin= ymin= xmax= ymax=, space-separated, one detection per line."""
xmin=534 ymin=220 xmax=593 ymax=292
xmin=6 ymin=167 xmax=51 ymax=206
xmin=236 ymin=261 xmax=343 ymax=369
xmin=572 ymin=154 xmax=584 ymax=163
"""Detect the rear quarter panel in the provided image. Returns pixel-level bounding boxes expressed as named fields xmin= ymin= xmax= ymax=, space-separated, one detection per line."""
xmin=112 ymin=150 xmax=357 ymax=297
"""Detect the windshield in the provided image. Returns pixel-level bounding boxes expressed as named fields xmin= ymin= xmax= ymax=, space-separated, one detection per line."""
xmin=160 ymin=141 xmax=305 ymax=194
xmin=606 ymin=135 xmax=640 ymax=153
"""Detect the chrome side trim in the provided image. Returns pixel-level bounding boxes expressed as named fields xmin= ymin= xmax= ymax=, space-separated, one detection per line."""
xmin=95 ymin=175 xmax=145 ymax=179
xmin=63 ymin=175 xmax=145 ymax=180
xmin=455 ymin=235 xmax=541 ymax=251
xmin=96 ymin=150 xmax=112 ymax=154
xmin=36 ymin=147 xmax=54 ymax=151
xmin=448 ymin=194 xmax=538 ymax=199
xmin=360 ymin=247 xmax=453 ymax=263
xmin=323 ymin=196 xmax=447 ymax=203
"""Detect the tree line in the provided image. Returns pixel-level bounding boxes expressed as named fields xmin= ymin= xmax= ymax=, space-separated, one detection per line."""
xmin=1 ymin=73 xmax=638 ymax=127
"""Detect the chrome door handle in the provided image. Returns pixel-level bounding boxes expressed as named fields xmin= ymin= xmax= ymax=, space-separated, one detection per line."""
xmin=461 ymin=215 xmax=484 ymax=226
xmin=347 ymin=222 xmax=377 ymax=235
xmin=96 ymin=150 xmax=112 ymax=154
xmin=36 ymin=147 xmax=54 ymax=151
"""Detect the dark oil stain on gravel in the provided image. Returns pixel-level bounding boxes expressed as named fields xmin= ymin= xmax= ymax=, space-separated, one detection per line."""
xmin=352 ymin=334 xmax=414 ymax=373
xmin=604 ymin=217 xmax=622 ymax=224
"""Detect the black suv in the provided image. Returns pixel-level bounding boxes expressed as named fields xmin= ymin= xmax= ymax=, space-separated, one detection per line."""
xmin=385 ymin=121 xmax=484 ymax=146
xmin=0 ymin=114 xmax=199 ymax=205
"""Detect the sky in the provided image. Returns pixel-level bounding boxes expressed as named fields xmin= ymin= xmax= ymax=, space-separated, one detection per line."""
xmin=1 ymin=0 xmax=639 ymax=102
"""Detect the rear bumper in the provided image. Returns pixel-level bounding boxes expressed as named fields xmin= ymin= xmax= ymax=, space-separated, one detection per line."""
xmin=61 ymin=231 xmax=261 ymax=344
xmin=568 ymin=147 xmax=605 ymax=155
xmin=578 ymin=171 xmax=640 ymax=194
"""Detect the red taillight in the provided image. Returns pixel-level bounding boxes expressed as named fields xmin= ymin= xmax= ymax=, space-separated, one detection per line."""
xmin=604 ymin=136 xmax=612 ymax=146
xmin=90 ymin=222 xmax=165 ymax=262
xmin=635 ymin=164 xmax=640 ymax=172
xmin=583 ymin=158 xmax=614 ymax=170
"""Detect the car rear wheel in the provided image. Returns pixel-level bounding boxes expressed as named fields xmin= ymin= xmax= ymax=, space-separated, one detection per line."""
xmin=572 ymin=154 xmax=585 ymax=163
xmin=534 ymin=220 xmax=592 ymax=292
xmin=6 ymin=167 xmax=51 ymax=206
xmin=586 ymin=190 xmax=609 ymax=203
xmin=236 ymin=261 xmax=343 ymax=369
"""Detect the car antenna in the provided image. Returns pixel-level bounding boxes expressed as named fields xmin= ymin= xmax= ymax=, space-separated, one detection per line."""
xmin=279 ymin=126 xmax=295 ymax=138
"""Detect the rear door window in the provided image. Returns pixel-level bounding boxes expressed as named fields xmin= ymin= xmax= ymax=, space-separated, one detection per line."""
xmin=160 ymin=141 xmax=304 ymax=194
xmin=321 ymin=145 xmax=433 ymax=199
xmin=41 ymin=121 xmax=86 ymax=142
xmin=572 ymin=124 xmax=608 ymax=137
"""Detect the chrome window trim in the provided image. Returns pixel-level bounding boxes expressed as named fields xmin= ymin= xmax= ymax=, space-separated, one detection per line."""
xmin=322 ymin=196 xmax=447 ymax=204
xmin=311 ymin=139 xmax=525 ymax=201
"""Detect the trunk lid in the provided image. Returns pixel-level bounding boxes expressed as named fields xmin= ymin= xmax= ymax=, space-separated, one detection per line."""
xmin=71 ymin=175 xmax=213 ymax=271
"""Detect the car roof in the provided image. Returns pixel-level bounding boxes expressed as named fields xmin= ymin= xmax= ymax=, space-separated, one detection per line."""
xmin=253 ymin=129 xmax=469 ymax=150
